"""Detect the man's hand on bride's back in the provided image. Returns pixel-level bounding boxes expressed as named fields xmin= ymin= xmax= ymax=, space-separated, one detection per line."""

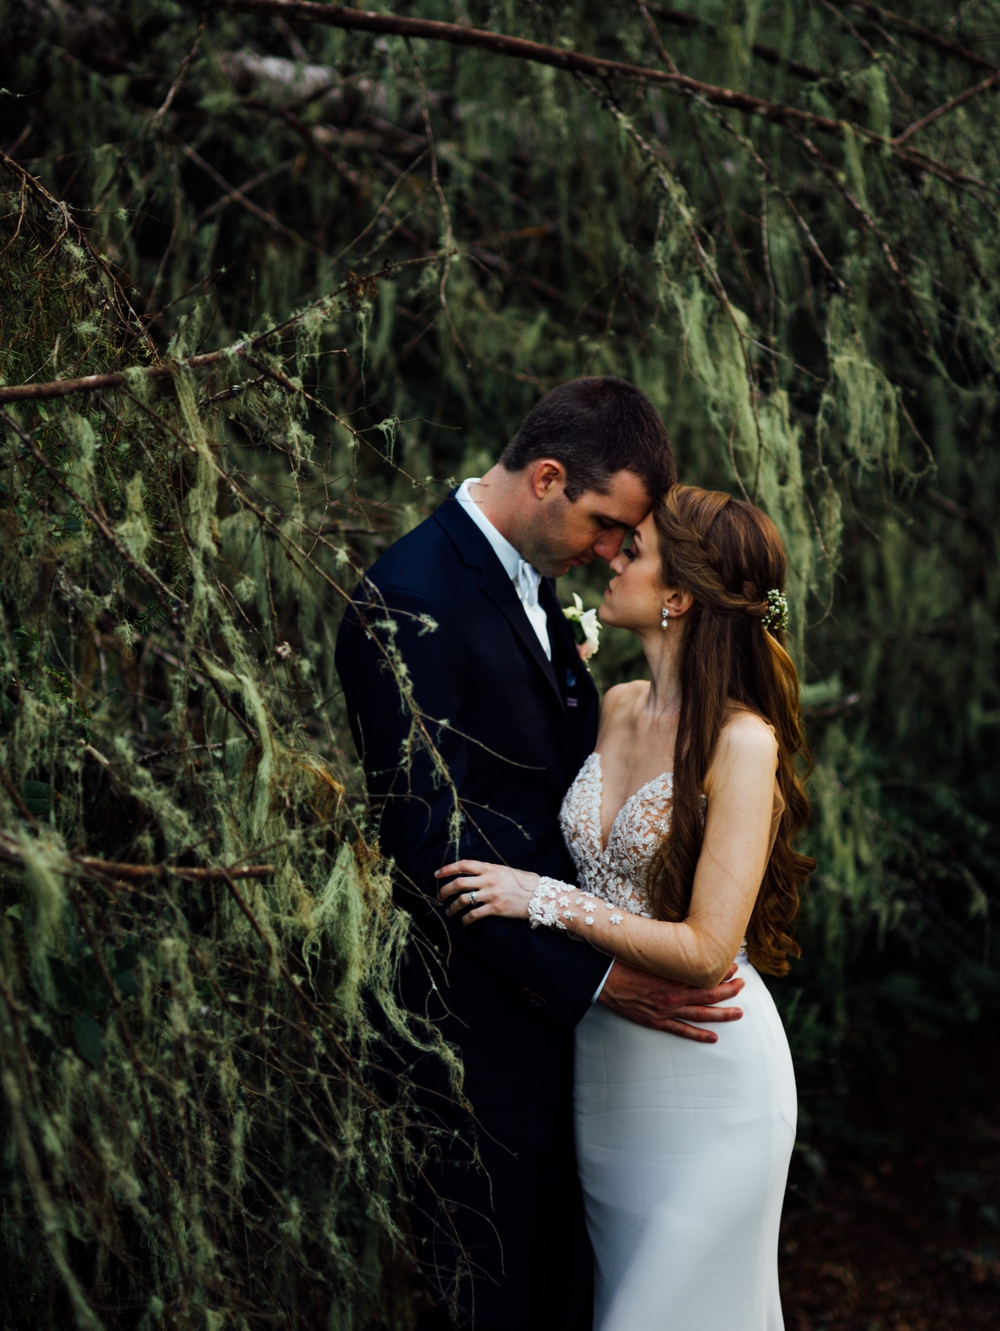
xmin=435 ymin=859 xmax=538 ymax=922
xmin=435 ymin=865 xmax=745 ymax=1042
xmin=598 ymin=962 xmax=744 ymax=1044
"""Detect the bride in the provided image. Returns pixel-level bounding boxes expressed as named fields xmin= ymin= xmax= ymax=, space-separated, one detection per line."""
xmin=435 ymin=484 xmax=814 ymax=1331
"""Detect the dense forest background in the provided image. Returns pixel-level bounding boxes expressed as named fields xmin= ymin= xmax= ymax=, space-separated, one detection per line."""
xmin=1 ymin=1 xmax=998 ymax=1327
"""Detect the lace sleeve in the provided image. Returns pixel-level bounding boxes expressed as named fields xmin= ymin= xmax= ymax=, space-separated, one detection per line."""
xmin=528 ymin=878 xmax=625 ymax=931
xmin=527 ymin=877 xmax=574 ymax=930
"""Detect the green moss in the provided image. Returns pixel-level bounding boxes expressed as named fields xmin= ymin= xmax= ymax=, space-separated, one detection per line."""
xmin=1 ymin=0 xmax=999 ymax=1323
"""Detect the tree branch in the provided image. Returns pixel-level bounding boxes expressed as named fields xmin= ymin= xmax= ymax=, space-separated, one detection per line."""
xmin=208 ymin=0 xmax=993 ymax=199
xmin=147 ymin=21 xmax=205 ymax=132
xmin=179 ymin=142 xmax=326 ymax=252
xmin=642 ymin=1 xmax=824 ymax=82
xmin=842 ymin=2 xmax=999 ymax=73
xmin=0 ymin=408 xmax=263 ymax=745
xmin=0 ymin=835 xmax=274 ymax=882
xmin=195 ymin=157 xmax=296 ymax=223
xmin=785 ymin=127 xmax=931 ymax=343
xmin=208 ymin=0 xmax=864 ymax=139
xmin=0 ymin=151 xmax=159 ymax=361
xmin=892 ymin=69 xmax=1000 ymax=145
xmin=0 ymin=249 xmax=450 ymax=404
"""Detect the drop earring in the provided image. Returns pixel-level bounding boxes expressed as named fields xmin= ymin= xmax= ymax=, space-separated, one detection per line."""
xmin=661 ymin=607 xmax=669 ymax=630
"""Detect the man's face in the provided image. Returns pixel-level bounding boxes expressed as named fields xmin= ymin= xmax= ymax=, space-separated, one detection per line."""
xmin=519 ymin=467 xmax=653 ymax=578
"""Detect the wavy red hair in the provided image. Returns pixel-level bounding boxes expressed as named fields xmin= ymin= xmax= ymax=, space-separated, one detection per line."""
xmin=647 ymin=485 xmax=814 ymax=976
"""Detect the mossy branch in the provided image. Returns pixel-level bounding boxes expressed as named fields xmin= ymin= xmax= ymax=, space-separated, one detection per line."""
xmin=209 ymin=0 xmax=996 ymax=193
xmin=0 ymin=838 xmax=274 ymax=882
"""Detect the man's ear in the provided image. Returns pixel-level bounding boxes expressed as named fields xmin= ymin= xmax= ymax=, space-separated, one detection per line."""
xmin=529 ymin=458 xmax=567 ymax=500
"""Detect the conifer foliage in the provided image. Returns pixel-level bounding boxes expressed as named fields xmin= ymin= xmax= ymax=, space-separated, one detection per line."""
xmin=1 ymin=2 xmax=998 ymax=1326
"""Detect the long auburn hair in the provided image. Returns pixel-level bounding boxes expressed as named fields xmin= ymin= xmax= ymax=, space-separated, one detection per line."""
xmin=646 ymin=485 xmax=815 ymax=976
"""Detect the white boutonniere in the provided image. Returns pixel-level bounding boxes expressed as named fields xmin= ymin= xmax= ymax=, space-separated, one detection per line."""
xmin=563 ymin=593 xmax=601 ymax=663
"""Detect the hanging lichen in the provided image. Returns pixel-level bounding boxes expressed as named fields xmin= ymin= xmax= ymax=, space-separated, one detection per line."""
xmin=1 ymin=1 xmax=998 ymax=1325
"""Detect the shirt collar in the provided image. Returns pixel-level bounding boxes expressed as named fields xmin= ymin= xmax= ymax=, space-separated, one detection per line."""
xmin=455 ymin=477 xmax=524 ymax=581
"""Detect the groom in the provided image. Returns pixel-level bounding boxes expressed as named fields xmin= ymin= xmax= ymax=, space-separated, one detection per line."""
xmin=335 ymin=377 xmax=744 ymax=1331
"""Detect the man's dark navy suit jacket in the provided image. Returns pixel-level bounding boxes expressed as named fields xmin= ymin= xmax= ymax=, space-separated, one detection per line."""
xmin=335 ymin=494 xmax=610 ymax=1108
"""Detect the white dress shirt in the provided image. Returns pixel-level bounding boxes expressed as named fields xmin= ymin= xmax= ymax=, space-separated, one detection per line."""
xmin=456 ymin=478 xmax=551 ymax=659
xmin=455 ymin=478 xmax=612 ymax=1004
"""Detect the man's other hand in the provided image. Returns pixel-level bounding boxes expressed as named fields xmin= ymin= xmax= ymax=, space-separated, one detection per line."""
xmin=598 ymin=961 xmax=744 ymax=1043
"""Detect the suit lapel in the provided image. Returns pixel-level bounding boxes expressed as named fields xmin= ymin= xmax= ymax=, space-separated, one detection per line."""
xmin=477 ymin=557 xmax=565 ymax=711
xmin=541 ymin=578 xmax=577 ymax=666
xmin=434 ymin=496 xmax=567 ymax=717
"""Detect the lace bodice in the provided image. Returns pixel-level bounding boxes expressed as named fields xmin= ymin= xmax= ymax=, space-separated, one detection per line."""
xmin=559 ymin=752 xmax=672 ymax=919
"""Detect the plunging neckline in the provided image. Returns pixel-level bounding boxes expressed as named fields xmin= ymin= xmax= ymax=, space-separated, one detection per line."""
xmin=590 ymin=751 xmax=674 ymax=854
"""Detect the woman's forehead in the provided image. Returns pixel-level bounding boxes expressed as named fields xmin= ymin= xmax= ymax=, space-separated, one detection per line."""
xmin=635 ymin=511 xmax=658 ymax=541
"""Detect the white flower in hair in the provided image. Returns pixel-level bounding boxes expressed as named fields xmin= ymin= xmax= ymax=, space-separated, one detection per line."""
xmin=564 ymin=593 xmax=601 ymax=662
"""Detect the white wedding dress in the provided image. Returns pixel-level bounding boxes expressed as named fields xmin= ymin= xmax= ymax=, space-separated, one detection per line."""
xmin=560 ymin=753 xmax=796 ymax=1331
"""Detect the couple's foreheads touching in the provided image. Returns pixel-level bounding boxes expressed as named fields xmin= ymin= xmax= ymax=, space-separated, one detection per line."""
xmin=463 ymin=375 xmax=674 ymax=579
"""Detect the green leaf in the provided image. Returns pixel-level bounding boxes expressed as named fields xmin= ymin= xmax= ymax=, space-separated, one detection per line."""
xmin=48 ymin=957 xmax=86 ymax=1014
xmin=4 ymin=904 xmax=22 ymax=921
xmin=112 ymin=948 xmax=140 ymax=999
xmin=21 ymin=780 xmax=52 ymax=817
xmin=113 ymin=967 xmax=138 ymax=1000
xmin=70 ymin=1014 xmax=104 ymax=1069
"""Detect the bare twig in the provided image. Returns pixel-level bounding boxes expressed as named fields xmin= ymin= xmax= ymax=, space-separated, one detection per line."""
xmin=638 ymin=2 xmax=762 ymax=315
xmin=693 ymin=98 xmax=848 ymax=294
xmin=842 ymin=2 xmax=999 ymax=73
xmin=93 ymin=858 xmax=272 ymax=882
xmin=786 ymin=127 xmax=931 ymax=343
xmin=274 ymin=107 xmax=361 ymax=187
xmin=195 ymin=158 xmax=296 ymax=223
xmin=180 ymin=142 xmax=326 ymax=252
xmin=148 ymin=22 xmax=205 ymax=132
xmin=642 ymin=1 xmax=824 ymax=82
xmin=892 ymin=69 xmax=1000 ymax=145
xmin=0 ymin=151 xmax=159 ymax=361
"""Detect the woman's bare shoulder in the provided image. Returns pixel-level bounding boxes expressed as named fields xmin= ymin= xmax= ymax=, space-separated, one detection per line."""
xmin=599 ymin=679 xmax=648 ymax=718
xmin=712 ymin=708 xmax=779 ymax=776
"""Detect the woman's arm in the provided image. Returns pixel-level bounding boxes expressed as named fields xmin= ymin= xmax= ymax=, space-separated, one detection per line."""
xmin=437 ymin=714 xmax=779 ymax=989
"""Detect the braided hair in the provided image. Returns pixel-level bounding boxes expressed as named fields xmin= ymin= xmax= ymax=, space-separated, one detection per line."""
xmin=647 ymin=485 xmax=814 ymax=976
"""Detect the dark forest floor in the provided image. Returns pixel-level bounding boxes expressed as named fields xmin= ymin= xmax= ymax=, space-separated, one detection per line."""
xmin=779 ymin=1030 xmax=1000 ymax=1330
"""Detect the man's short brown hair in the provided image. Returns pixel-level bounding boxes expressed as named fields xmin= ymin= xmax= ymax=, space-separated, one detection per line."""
xmin=500 ymin=376 xmax=676 ymax=500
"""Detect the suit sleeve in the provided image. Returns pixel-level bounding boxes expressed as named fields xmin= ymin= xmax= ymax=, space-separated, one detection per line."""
xmin=335 ymin=583 xmax=609 ymax=1028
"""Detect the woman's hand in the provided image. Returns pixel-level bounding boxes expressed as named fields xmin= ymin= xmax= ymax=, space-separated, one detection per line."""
xmin=435 ymin=860 xmax=540 ymax=924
